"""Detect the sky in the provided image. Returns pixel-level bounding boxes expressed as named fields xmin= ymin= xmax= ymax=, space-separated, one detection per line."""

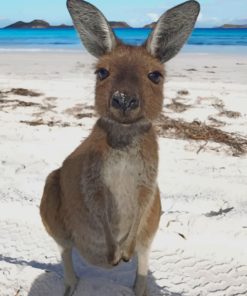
xmin=0 ymin=0 xmax=247 ymax=28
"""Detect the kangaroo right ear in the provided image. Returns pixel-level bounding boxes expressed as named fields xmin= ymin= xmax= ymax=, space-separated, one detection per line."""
xmin=67 ymin=0 xmax=117 ymax=57
xmin=146 ymin=0 xmax=200 ymax=63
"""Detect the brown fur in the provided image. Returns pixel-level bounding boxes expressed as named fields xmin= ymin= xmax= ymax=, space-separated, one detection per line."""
xmin=40 ymin=116 xmax=161 ymax=262
xmin=40 ymin=63 xmax=162 ymax=289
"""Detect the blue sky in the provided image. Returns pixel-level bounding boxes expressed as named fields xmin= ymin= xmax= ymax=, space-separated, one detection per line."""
xmin=0 ymin=0 xmax=247 ymax=28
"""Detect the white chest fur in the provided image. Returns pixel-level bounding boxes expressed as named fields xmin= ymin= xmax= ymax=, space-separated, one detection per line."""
xmin=103 ymin=144 xmax=146 ymax=242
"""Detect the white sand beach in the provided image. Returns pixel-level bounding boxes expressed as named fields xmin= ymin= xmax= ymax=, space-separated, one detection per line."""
xmin=0 ymin=50 xmax=247 ymax=296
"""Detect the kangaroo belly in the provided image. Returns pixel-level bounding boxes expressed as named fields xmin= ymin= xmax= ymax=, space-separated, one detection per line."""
xmin=71 ymin=141 xmax=150 ymax=268
xmin=103 ymin=145 xmax=143 ymax=242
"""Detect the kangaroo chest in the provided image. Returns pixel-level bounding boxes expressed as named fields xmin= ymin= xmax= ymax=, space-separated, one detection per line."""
xmin=102 ymin=145 xmax=147 ymax=242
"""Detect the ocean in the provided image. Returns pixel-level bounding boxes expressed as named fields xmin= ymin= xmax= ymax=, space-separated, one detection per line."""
xmin=0 ymin=28 xmax=247 ymax=54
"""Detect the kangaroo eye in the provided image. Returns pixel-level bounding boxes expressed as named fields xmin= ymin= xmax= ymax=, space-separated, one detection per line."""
xmin=148 ymin=71 xmax=162 ymax=84
xmin=95 ymin=68 xmax=109 ymax=81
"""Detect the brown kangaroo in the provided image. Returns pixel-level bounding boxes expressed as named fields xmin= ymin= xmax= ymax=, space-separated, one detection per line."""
xmin=40 ymin=1 xmax=200 ymax=295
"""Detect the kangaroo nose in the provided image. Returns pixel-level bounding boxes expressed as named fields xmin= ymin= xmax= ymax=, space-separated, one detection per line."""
xmin=111 ymin=92 xmax=139 ymax=111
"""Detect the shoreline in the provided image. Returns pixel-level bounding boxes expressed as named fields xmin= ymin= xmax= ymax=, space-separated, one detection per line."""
xmin=0 ymin=45 xmax=247 ymax=55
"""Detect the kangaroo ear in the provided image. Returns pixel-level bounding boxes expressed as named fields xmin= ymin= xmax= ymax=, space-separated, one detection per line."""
xmin=146 ymin=0 xmax=200 ymax=63
xmin=67 ymin=0 xmax=117 ymax=57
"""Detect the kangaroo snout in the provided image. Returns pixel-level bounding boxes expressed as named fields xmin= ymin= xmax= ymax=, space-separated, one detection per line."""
xmin=111 ymin=91 xmax=139 ymax=111
xmin=109 ymin=90 xmax=141 ymax=123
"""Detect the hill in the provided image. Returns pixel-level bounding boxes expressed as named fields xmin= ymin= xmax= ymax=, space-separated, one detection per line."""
xmin=5 ymin=20 xmax=51 ymax=29
xmin=109 ymin=21 xmax=131 ymax=28
xmin=218 ymin=24 xmax=247 ymax=28
xmin=143 ymin=22 xmax=156 ymax=29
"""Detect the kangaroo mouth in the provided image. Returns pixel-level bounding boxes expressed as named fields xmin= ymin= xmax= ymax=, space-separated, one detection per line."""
xmin=109 ymin=112 xmax=144 ymax=125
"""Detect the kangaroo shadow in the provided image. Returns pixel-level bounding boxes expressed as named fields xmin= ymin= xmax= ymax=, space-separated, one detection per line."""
xmin=27 ymin=249 xmax=182 ymax=296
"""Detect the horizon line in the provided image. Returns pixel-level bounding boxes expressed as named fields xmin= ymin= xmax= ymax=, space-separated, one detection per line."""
xmin=1 ymin=19 xmax=247 ymax=30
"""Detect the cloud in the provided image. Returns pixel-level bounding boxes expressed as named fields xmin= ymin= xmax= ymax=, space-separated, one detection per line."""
xmin=146 ymin=13 xmax=159 ymax=22
xmin=229 ymin=18 xmax=247 ymax=25
xmin=196 ymin=16 xmax=223 ymax=28
xmin=0 ymin=18 xmax=11 ymax=28
xmin=198 ymin=13 xmax=203 ymax=21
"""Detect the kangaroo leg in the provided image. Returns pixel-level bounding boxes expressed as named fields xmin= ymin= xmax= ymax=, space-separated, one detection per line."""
xmin=134 ymin=244 xmax=151 ymax=296
xmin=134 ymin=187 xmax=161 ymax=296
xmin=61 ymin=247 xmax=79 ymax=296
xmin=40 ymin=170 xmax=78 ymax=295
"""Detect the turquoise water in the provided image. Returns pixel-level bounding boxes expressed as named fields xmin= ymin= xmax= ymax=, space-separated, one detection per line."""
xmin=0 ymin=28 xmax=247 ymax=53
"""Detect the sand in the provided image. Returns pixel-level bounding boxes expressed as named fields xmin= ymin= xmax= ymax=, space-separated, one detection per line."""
xmin=0 ymin=50 xmax=247 ymax=296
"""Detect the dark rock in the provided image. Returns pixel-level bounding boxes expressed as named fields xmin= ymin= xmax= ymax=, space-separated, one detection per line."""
xmin=217 ymin=24 xmax=247 ymax=28
xmin=109 ymin=21 xmax=131 ymax=28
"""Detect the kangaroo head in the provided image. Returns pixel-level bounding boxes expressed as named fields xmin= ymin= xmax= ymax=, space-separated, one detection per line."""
xmin=67 ymin=0 xmax=200 ymax=124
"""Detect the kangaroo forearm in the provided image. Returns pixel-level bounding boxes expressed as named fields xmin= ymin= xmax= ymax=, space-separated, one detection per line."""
xmin=122 ymin=186 xmax=155 ymax=255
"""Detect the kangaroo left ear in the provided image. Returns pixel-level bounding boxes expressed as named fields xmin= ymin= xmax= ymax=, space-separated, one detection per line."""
xmin=146 ymin=0 xmax=200 ymax=63
xmin=67 ymin=0 xmax=117 ymax=58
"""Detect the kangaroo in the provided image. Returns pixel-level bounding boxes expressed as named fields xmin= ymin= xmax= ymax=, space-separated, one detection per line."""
xmin=40 ymin=0 xmax=200 ymax=295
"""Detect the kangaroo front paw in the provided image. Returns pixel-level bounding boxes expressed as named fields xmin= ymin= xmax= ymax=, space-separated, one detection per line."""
xmin=122 ymin=240 xmax=135 ymax=262
xmin=108 ymin=244 xmax=122 ymax=266
xmin=64 ymin=277 xmax=79 ymax=296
